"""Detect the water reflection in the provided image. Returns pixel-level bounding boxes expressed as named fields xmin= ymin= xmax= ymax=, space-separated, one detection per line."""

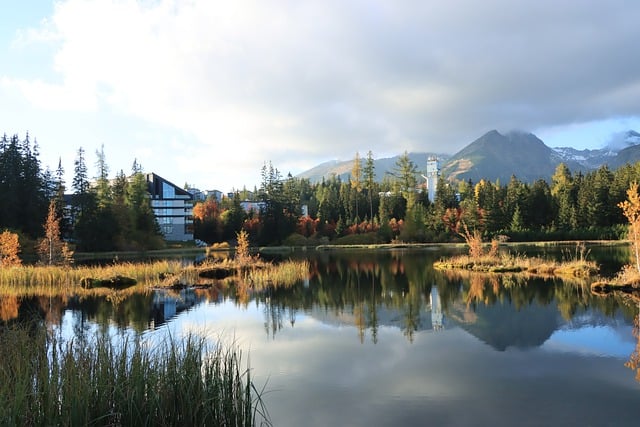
xmin=627 ymin=303 xmax=640 ymax=381
xmin=2 ymin=248 xmax=640 ymax=380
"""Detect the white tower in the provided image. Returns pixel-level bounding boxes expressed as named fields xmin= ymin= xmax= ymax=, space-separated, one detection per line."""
xmin=425 ymin=156 xmax=440 ymax=203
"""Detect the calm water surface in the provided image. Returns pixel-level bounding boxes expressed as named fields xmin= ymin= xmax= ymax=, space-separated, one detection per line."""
xmin=7 ymin=246 xmax=640 ymax=426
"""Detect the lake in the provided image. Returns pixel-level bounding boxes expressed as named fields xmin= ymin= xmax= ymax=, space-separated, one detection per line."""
xmin=4 ymin=245 xmax=640 ymax=426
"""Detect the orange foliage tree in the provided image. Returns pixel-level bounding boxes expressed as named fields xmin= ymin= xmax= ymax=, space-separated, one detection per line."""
xmin=296 ymin=216 xmax=319 ymax=237
xmin=618 ymin=182 xmax=640 ymax=272
xmin=37 ymin=200 xmax=74 ymax=266
xmin=193 ymin=198 xmax=220 ymax=221
xmin=0 ymin=230 xmax=21 ymax=267
xmin=235 ymin=229 xmax=253 ymax=265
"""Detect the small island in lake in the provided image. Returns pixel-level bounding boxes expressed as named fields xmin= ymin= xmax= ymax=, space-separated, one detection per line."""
xmin=432 ymin=227 xmax=598 ymax=278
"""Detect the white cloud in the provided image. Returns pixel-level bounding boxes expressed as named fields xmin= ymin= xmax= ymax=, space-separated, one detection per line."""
xmin=4 ymin=0 xmax=640 ymax=189
xmin=1 ymin=76 xmax=98 ymax=111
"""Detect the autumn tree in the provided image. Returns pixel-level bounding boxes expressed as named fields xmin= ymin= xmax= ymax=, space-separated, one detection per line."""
xmin=235 ymin=229 xmax=252 ymax=265
xmin=0 ymin=230 xmax=21 ymax=267
xmin=551 ymin=163 xmax=577 ymax=230
xmin=618 ymin=181 xmax=640 ymax=272
xmin=193 ymin=198 xmax=223 ymax=243
xmin=37 ymin=200 xmax=73 ymax=266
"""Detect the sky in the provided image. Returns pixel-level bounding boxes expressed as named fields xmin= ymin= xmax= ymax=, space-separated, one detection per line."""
xmin=1 ymin=0 xmax=640 ymax=193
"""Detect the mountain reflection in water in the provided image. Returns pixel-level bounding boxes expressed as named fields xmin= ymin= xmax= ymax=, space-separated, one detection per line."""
xmin=2 ymin=247 xmax=640 ymax=426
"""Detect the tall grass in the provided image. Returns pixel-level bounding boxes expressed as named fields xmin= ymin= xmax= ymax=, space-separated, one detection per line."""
xmin=0 ymin=260 xmax=184 ymax=296
xmin=246 ymin=260 xmax=310 ymax=289
xmin=434 ymin=249 xmax=598 ymax=277
xmin=0 ymin=324 xmax=270 ymax=426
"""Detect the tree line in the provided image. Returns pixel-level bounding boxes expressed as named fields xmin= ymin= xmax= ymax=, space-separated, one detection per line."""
xmin=195 ymin=152 xmax=640 ymax=245
xmin=0 ymin=133 xmax=162 ymax=260
xmin=3 ymin=130 xmax=640 ymax=256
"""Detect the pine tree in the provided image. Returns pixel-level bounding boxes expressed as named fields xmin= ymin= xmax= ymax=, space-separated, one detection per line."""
xmin=127 ymin=168 xmax=161 ymax=250
xmin=51 ymin=158 xmax=70 ymax=239
xmin=510 ymin=205 xmax=524 ymax=231
xmin=72 ymin=147 xmax=93 ymax=218
xmin=0 ymin=133 xmax=48 ymax=237
xmin=94 ymin=143 xmax=112 ymax=208
xmin=551 ymin=164 xmax=577 ymax=230
xmin=364 ymin=150 xmax=376 ymax=221
xmin=393 ymin=151 xmax=418 ymax=212
xmin=351 ymin=152 xmax=362 ymax=221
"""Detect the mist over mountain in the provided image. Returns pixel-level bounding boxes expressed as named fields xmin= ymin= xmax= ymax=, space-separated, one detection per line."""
xmin=296 ymin=129 xmax=640 ymax=184
xmin=605 ymin=130 xmax=640 ymax=151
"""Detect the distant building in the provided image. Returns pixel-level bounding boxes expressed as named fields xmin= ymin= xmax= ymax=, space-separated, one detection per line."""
xmin=205 ymin=189 xmax=224 ymax=203
xmin=186 ymin=187 xmax=205 ymax=201
xmin=146 ymin=173 xmax=194 ymax=241
xmin=424 ymin=156 xmax=440 ymax=203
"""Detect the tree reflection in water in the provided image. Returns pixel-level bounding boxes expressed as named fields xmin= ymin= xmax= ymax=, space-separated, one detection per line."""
xmin=1 ymin=249 xmax=639 ymax=383
xmin=626 ymin=303 xmax=640 ymax=381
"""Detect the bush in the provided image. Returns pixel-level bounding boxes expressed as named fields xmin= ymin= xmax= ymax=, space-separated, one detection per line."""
xmin=282 ymin=233 xmax=313 ymax=246
xmin=333 ymin=232 xmax=383 ymax=246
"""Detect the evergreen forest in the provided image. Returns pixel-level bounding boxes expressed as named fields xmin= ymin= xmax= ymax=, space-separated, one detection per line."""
xmin=3 ymin=132 xmax=640 ymax=256
xmin=195 ymin=152 xmax=640 ymax=246
xmin=0 ymin=133 xmax=162 ymax=257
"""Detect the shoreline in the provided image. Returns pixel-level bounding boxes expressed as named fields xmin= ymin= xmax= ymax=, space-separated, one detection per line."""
xmin=72 ymin=239 xmax=628 ymax=259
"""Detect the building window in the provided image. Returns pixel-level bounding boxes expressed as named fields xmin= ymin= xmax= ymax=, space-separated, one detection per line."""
xmin=162 ymin=182 xmax=175 ymax=199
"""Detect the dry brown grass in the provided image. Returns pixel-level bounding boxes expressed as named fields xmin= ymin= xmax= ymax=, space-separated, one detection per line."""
xmin=613 ymin=264 xmax=640 ymax=286
xmin=434 ymin=250 xmax=598 ymax=277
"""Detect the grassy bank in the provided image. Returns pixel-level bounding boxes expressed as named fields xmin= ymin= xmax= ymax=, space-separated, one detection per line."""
xmin=0 ymin=260 xmax=184 ymax=296
xmin=0 ymin=324 xmax=269 ymax=426
xmin=0 ymin=256 xmax=311 ymax=300
xmin=433 ymin=250 xmax=599 ymax=277
xmin=182 ymin=258 xmax=311 ymax=289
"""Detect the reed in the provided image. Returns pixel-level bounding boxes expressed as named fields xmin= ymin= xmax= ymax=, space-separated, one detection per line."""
xmin=245 ymin=260 xmax=310 ymax=289
xmin=0 ymin=260 xmax=184 ymax=296
xmin=0 ymin=324 xmax=270 ymax=426
xmin=434 ymin=251 xmax=598 ymax=277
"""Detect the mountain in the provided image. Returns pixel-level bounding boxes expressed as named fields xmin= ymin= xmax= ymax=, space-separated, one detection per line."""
xmin=552 ymin=131 xmax=640 ymax=170
xmin=296 ymin=129 xmax=640 ymax=185
xmin=607 ymin=143 xmax=640 ymax=170
xmin=296 ymin=152 xmax=447 ymax=183
xmin=441 ymin=130 xmax=584 ymax=183
xmin=295 ymin=159 xmax=353 ymax=183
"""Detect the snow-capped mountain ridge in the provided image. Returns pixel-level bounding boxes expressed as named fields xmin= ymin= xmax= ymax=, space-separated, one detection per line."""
xmin=552 ymin=130 xmax=640 ymax=169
